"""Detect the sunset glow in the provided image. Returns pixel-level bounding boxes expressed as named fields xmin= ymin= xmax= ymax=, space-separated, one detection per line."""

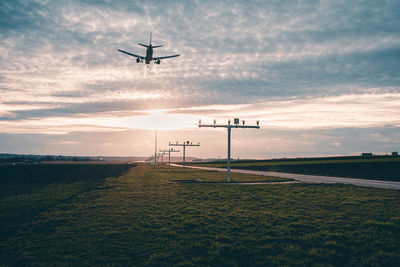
xmin=1 ymin=0 xmax=399 ymax=157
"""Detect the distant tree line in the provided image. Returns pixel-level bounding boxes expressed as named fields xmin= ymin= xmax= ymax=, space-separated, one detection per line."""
xmin=0 ymin=154 xmax=91 ymax=163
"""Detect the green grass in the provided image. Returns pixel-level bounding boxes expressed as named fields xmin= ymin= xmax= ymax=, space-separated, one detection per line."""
xmin=1 ymin=163 xmax=400 ymax=266
xmin=0 ymin=163 xmax=134 ymax=261
xmin=168 ymin=166 xmax=293 ymax=183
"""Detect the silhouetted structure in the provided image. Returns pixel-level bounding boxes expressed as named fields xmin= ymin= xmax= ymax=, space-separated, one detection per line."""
xmin=118 ymin=32 xmax=179 ymax=66
xmin=198 ymin=118 xmax=260 ymax=182
xmin=159 ymin=148 xmax=180 ymax=164
xmin=169 ymin=141 xmax=200 ymax=169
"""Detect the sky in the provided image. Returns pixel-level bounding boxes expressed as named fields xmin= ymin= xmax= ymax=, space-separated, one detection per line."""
xmin=1 ymin=0 xmax=399 ymax=159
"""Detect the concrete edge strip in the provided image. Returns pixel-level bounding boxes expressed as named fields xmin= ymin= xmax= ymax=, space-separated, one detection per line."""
xmin=169 ymin=164 xmax=400 ymax=190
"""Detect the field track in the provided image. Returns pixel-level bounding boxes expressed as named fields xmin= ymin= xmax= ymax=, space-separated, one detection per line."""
xmin=180 ymin=165 xmax=400 ymax=190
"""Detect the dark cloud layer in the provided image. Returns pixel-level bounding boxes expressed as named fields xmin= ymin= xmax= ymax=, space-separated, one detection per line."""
xmin=0 ymin=0 xmax=399 ymax=156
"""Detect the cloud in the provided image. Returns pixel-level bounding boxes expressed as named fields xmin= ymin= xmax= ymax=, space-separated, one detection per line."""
xmin=2 ymin=93 xmax=399 ymax=136
xmin=1 ymin=125 xmax=399 ymax=157
xmin=0 ymin=0 xmax=399 ymax=156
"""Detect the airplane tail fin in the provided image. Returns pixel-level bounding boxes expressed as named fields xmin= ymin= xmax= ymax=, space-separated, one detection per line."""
xmin=149 ymin=32 xmax=162 ymax=48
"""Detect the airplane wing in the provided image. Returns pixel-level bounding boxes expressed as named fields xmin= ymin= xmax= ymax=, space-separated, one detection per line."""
xmin=153 ymin=54 xmax=180 ymax=60
xmin=118 ymin=49 xmax=145 ymax=59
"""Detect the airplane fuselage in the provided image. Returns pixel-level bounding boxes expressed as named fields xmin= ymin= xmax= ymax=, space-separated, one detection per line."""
xmin=145 ymin=46 xmax=153 ymax=64
xmin=118 ymin=33 xmax=179 ymax=65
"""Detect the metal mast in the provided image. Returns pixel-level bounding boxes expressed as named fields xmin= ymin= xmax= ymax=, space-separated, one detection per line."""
xmin=158 ymin=151 xmax=169 ymax=163
xmin=154 ymin=130 xmax=158 ymax=164
xmin=169 ymin=141 xmax=200 ymax=169
xmin=198 ymin=118 xmax=260 ymax=182
xmin=159 ymin=148 xmax=180 ymax=165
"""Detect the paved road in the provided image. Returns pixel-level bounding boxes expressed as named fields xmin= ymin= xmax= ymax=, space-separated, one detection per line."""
xmin=170 ymin=164 xmax=400 ymax=190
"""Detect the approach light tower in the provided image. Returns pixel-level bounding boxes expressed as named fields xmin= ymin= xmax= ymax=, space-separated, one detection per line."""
xmin=154 ymin=130 xmax=158 ymax=164
xmin=169 ymin=141 xmax=200 ymax=169
xmin=158 ymin=151 xmax=168 ymax=163
xmin=159 ymin=148 xmax=180 ymax=165
xmin=198 ymin=118 xmax=260 ymax=182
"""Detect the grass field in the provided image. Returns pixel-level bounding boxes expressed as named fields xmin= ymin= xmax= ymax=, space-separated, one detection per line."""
xmin=1 ymin=163 xmax=400 ymax=265
xmin=191 ymin=156 xmax=400 ymax=182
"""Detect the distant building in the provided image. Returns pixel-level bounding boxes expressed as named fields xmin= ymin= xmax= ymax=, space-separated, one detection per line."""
xmin=361 ymin=153 xmax=373 ymax=156
xmin=392 ymin=151 xmax=399 ymax=156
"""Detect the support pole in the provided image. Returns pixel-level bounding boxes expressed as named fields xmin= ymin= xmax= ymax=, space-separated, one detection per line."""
xmin=198 ymin=118 xmax=260 ymax=182
xmin=169 ymin=142 xmax=199 ymax=170
xmin=160 ymin=148 xmax=180 ymax=166
xmin=183 ymin=144 xmax=186 ymax=169
xmin=154 ymin=130 xmax=157 ymax=164
xmin=227 ymin=126 xmax=231 ymax=182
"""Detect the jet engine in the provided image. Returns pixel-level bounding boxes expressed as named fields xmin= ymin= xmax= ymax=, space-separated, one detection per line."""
xmin=155 ymin=59 xmax=161 ymax=64
xmin=136 ymin=58 xmax=140 ymax=63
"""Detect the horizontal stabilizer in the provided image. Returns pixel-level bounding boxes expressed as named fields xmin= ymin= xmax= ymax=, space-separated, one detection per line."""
xmin=152 ymin=45 xmax=163 ymax=48
xmin=138 ymin=43 xmax=149 ymax=48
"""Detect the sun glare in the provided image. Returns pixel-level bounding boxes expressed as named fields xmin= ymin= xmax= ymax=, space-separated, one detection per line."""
xmin=99 ymin=109 xmax=203 ymax=131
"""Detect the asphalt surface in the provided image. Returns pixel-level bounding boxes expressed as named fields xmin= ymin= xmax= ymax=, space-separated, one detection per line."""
xmin=170 ymin=164 xmax=400 ymax=190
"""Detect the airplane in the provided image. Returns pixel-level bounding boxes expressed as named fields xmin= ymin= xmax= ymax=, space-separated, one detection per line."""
xmin=118 ymin=33 xmax=180 ymax=66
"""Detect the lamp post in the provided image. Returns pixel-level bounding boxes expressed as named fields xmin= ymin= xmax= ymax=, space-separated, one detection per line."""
xmin=154 ymin=130 xmax=158 ymax=164
xmin=158 ymin=152 xmax=168 ymax=163
xmin=169 ymin=141 xmax=200 ymax=169
xmin=160 ymin=148 xmax=180 ymax=165
xmin=198 ymin=118 xmax=260 ymax=182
